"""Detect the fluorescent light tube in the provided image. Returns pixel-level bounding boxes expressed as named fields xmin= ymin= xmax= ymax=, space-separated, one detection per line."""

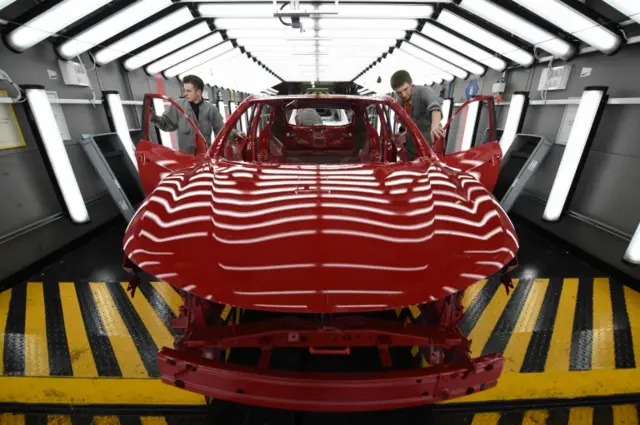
xmin=624 ymin=224 xmax=640 ymax=264
xmin=146 ymin=32 xmax=224 ymax=75
xmin=318 ymin=29 xmax=407 ymax=39
xmin=601 ymin=0 xmax=640 ymax=25
xmin=215 ymin=17 xmax=313 ymax=30
xmin=6 ymin=0 xmax=112 ymax=52
xmin=543 ymin=87 xmax=608 ymax=222
xmin=437 ymin=10 xmax=535 ymax=67
xmin=57 ymin=0 xmax=172 ymax=60
xmin=152 ymin=98 xmax=173 ymax=149
xmin=500 ymin=92 xmax=529 ymax=154
xmin=398 ymin=47 xmax=456 ymax=81
xmin=402 ymin=42 xmax=468 ymax=80
xmin=512 ymin=0 xmax=622 ymax=55
xmin=409 ymin=34 xmax=486 ymax=76
xmin=94 ymin=7 xmax=194 ymax=66
xmin=24 ymin=86 xmax=89 ymax=223
xmin=458 ymin=0 xmax=575 ymax=61
xmin=441 ymin=98 xmax=453 ymax=127
xmin=420 ymin=23 xmax=506 ymax=72
xmin=460 ymin=100 xmax=481 ymax=152
xmin=218 ymin=101 xmax=227 ymax=123
xmin=163 ymin=42 xmax=235 ymax=78
xmin=104 ymin=92 xmax=138 ymax=172
xmin=124 ymin=22 xmax=211 ymax=71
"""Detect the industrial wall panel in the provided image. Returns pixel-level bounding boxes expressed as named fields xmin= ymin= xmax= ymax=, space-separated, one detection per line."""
xmin=568 ymin=150 xmax=640 ymax=235
xmin=0 ymin=149 xmax=61 ymax=236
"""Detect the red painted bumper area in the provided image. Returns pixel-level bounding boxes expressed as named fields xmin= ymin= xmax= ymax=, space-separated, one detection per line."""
xmin=157 ymin=348 xmax=503 ymax=412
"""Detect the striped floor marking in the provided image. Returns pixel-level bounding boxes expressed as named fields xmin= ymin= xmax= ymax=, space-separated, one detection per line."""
xmin=2 ymin=403 xmax=640 ymax=424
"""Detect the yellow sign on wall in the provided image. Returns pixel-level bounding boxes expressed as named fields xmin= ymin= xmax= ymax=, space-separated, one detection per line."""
xmin=0 ymin=90 xmax=27 ymax=150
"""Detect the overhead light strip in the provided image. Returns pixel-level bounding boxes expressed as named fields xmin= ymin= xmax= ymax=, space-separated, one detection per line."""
xmin=402 ymin=42 xmax=469 ymax=79
xmin=437 ymin=9 xmax=535 ymax=67
xmin=124 ymin=21 xmax=211 ymax=71
xmin=409 ymin=33 xmax=486 ymax=76
xmin=6 ymin=0 xmax=113 ymax=52
xmin=94 ymin=7 xmax=194 ymax=66
xmin=499 ymin=92 xmax=529 ymax=154
xmin=512 ymin=0 xmax=622 ymax=55
xmin=146 ymin=31 xmax=223 ymax=75
xmin=420 ymin=23 xmax=506 ymax=72
xmin=601 ymin=0 xmax=640 ymax=25
xmin=164 ymin=42 xmax=235 ymax=78
xmin=57 ymin=0 xmax=173 ymax=60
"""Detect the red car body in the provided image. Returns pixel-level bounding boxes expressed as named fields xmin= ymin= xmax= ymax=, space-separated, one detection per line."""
xmin=122 ymin=93 xmax=518 ymax=411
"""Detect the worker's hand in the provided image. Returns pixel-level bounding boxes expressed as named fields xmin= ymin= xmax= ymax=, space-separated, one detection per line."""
xmin=430 ymin=122 xmax=445 ymax=141
xmin=236 ymin=131 xmax=247 ymax=138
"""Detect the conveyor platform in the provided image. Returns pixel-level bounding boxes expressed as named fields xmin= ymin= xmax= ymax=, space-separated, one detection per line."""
xmin=0 ymin=217 xmax=639 ymax=422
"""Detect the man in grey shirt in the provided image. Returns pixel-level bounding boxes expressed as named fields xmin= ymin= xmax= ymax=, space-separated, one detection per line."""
xmin=390 ymin=70 xmax=445 ymax=160
xmin=150 ymin=75 xmax=244 ymax=155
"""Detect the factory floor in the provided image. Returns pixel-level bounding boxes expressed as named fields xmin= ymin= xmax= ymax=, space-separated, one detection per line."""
xmin=1 ymin=215 xmax=640 ymax=424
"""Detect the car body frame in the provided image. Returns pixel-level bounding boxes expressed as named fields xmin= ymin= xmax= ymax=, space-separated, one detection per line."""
xmin=122 ymin=93 xmax=518 ymax=412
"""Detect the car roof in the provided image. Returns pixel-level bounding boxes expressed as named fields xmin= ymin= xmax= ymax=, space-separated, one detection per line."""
xmin=251 ymin=94 xmax=392 ymax=102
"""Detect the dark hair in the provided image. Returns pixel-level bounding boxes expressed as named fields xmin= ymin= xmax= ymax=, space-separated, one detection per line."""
xmin=390 ymin=70 xmax=412 ymax=90
xmin=182 ymin=75 xmax=204 ymax=92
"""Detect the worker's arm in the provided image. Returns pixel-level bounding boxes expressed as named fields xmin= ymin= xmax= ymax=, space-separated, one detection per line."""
xmin=150 ymin=104 xmax=179 ymax=132
xmin=422 ymin=87 xmax=445 ymax=141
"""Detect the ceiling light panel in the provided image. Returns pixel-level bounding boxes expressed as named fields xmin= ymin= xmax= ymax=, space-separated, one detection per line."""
xmin=315 ymin=4 xmax=433 ymax=19
xmin=318 ymin=29 xmax=407 ymax=39
xmin=400 ymin=43 xmax=468 ymax=79
xmin=225 ymin=29 xmax=312 ymax=39
xmin=511 ymin=0 xmax=622 ymax=54
xmin=601 ymin=0 xmax=640 ymax=25
xmin=57 ymin=0 xmax=172 ymax=60
xmin=458 ymin=0 xmax=575 ymax=60
xmin=319 ymin=18 xmax=417 ymax=31
xmin=6 ymin=0 xmax=113 ymax=52
xmin=123 ymin=21 xmax=211 ymax=71
xmin=437 ymin=10 xmax=535 ymax=67
xmin=198 ymin=3 xmax=277 ymax=18
xmin=215 ymin=17 xmax=313 ymax=30
xmin=163 ymin=41 xmax=235 ymax=78
xmin=146 ymin=31 xmax=223 ymax=75
xmin=420 ymin=22 xmax=506 ymax=71
xmin=409 ymin=34 xmax=485 ymax=76
xmin=94 ymin=7 xmax=194 ymax=66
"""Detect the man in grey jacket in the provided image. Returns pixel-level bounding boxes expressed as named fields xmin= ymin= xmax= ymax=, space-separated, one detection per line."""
xmin=390 ymin=70 xmax=444 ymax=160
xmin=150 ymin=75 xmax=244 ymax=155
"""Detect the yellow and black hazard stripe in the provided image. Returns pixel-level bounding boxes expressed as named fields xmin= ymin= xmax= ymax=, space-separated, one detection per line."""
xmin=2 ymin=403 xmax=640 ymax=424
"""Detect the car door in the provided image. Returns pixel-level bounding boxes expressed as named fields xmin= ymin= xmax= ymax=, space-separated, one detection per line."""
xmin=439 ymin=96 xmax=502 ymax=193
xmin=135 ymin=93 xmax=204 ymax=194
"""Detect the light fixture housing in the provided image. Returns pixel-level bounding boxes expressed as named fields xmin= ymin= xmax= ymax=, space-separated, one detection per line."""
xmin=500 ymin=92 xmax=529 ymax=155
xmin=458 ymin=0 xmax=576 ymax=61
xmin=146 ymin=32 xmax=224 ymax=75
xmin=420 ymin=23 xmax=507 ymax=72
xmin=543 ymin=87 xmax=609 ymax=222
xmin=103 ymin=91 xmax=138 ymax=172
xmin=123 ymin=22 xmax=211 ymax=71
xmin=57 ymin=0 xmax=173 ymax=60
xmin=460 ymin=100 xmax=482 ymax=152
xmin=511 ymin=0 xmax=622 ymax=55
xmin=22 ymin=85 xmax=89 ymax=223
xmin=0 ymin=0 xmax=17 ymax=11
xmin=94 ymin=7 xmax=195 ymax=66
xmin=437 ymin=9 xmax=535 ymax=67
xmin=4 ymin=0 xmax=112 ymax=52
xmin=624 ymin=224 xmax=640 ymax=265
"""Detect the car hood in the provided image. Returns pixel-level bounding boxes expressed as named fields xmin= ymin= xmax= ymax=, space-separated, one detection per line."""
xmin=123 ymin=160 xmax=518 ymax=313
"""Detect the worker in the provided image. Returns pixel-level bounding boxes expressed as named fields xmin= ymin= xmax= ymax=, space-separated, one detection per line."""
xmin=150 ymin=74 xmax=245 ymax=155
xmin=390 ymin=70 xmax=445 ymax=160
